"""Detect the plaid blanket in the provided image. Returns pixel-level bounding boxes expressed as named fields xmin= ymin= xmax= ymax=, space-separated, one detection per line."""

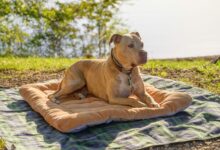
xmin=0 ymin=75 xmax=220 ymax=150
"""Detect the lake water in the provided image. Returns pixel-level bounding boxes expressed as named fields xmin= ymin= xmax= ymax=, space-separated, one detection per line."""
xmin=119 ymin=0 xmax=220 ymax=58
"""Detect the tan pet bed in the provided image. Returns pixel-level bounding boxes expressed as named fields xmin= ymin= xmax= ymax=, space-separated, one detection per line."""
xmin=19 ymin=80 xmax=192 ymax=133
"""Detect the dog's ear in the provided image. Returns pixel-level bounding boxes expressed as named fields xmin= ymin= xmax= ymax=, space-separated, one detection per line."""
xmin=109 ymin=34 xmax=122 ymax=45
xmin=131 ymin=32 xmax=141 ymax=39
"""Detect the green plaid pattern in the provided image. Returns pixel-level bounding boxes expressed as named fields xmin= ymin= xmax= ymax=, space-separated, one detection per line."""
xmin=0 ymin=75 xmax=220 ymax=150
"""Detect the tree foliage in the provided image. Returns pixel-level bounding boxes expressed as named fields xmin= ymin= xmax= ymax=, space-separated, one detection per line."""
xmin=0 ymin=0 xmax=128 ymax=57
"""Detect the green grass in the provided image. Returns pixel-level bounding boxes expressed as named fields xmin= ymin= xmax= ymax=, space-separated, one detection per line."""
xmin=0 ymin=56 xmax=81 ymax=71
xmin=0 ymin=56 xmax=219 ymax=94
xmin=143 ymin=59 xmax=220 ymax=94
xmin=0 ymin=137 xmax=6 ymax=150
xmin=145 ymin=59 xmax=220 ymax=69
xmin=1 ymin=56 xmax=219 ymax=71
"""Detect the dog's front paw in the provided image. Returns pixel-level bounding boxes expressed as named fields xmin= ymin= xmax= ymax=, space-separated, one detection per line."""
xmin=144 ymin=98 xmax=160 ymax=108
xmin=150 ymin=102 xmax=160 ymax=108
xmin=144 ymin=100 xmax=160 ymax=108
xmin=132 ymin=101 xmax=147 ymax=108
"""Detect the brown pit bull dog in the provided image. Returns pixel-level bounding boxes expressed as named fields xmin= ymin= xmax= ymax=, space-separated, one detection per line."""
xmin=48 ymin=32 xmax=160 ymax=108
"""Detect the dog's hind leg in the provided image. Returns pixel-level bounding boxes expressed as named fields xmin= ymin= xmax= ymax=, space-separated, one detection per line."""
xmin=48 ymin=68 xmax=85 ymax=104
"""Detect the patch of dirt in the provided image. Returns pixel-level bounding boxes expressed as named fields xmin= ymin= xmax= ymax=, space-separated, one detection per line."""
xmin=0 ymin=70 xmax=64 ymax=88
xmin=0 ymin=69 xmax=220 ymax=150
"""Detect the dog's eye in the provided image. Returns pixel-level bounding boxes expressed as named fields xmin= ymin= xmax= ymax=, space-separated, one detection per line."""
xmin=128 ymin=43 xmax=134 ymax=48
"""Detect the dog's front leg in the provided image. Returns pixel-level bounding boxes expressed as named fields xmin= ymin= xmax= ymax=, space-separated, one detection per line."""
xmin=108 ymin=97 xmax=147 ymax=108
xmin=107 ymin=79 xmax=146 ymax=108
xmin=138 ymin=92 xmax=160 ymax=108
xmin=133 ymin=75 xmax=160 ymax=108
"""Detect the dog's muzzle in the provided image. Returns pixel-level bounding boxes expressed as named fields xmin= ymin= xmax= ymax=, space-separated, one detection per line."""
xmin=139 ymin=50 xmax=148 ymax=64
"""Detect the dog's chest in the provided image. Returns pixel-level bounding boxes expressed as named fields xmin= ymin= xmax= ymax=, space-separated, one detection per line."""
xmin=117 ymin=73 xmax=134 ymax=97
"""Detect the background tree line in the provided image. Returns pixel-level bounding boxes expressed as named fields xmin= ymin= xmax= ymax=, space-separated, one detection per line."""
xmin=0 ymin=0 xmax=128 ymax=57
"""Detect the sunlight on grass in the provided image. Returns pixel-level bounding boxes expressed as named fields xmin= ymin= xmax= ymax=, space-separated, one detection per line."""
xmin=0 ymin=56 xmax=219 ymax=94
xmin=143 ymin=59 xmax=220 ymax=94
xmin=144 ymin=59 xmax=210 ymax=69
xmin=0 ymin=56 xmax=82 ymax=71
xmin=0 ymin=137 xmax=6 ymax=150
xmin=1 ymin=56 xmax=217 ymax=71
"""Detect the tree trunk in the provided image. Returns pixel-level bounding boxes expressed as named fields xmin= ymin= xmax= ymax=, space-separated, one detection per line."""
xmin=98 ymin=22 xmax=102 ymax=58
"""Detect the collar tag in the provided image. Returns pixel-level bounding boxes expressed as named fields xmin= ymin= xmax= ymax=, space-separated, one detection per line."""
xmin=128 ymin=74 xmax=134 ymax=93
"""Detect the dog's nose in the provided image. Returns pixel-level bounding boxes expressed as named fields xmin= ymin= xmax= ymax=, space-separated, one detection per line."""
xmin=139 ymin=50 xmax=147 ymax=58
xmin=139 ymin=50 xmax=148 ymax=63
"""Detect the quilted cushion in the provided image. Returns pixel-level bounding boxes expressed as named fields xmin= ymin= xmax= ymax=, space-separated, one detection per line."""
xmin=19 ymin=80 xmax=192 ymax=132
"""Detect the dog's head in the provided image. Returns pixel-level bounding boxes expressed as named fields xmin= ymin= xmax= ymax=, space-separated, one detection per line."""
xmin=109 ymin=32 xmax=147 ymax=69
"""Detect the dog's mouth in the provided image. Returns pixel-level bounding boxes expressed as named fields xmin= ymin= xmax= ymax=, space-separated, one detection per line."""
xmin=139 ymin=56 xmax=147 ymax=64
xmin=131 ymin=63 xmax=137 ymax=67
